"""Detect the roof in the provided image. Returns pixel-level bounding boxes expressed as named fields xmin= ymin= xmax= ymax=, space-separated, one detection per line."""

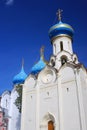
xmin=13 ymin=67 xmax=27 ymax=85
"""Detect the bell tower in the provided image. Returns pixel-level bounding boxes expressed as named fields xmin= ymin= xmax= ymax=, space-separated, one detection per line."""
xmin=49 ymin=9 xmax=75 ymax=69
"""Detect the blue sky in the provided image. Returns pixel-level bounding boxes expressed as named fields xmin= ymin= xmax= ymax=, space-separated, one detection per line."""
xmin=0 ymin=0 xmax=87 ymax=94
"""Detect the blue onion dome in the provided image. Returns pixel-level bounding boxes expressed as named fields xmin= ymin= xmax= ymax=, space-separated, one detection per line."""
xmin=31 ymin=47 xmax=47 ymax=74
xmin=49 ymin=9 xmax=74 ymax=41
xmin=13 ymin=66 xmax=27 ymax=85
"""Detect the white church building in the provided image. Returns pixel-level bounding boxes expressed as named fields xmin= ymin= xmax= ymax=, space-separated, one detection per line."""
xmin=21 ymin=10 xmax=87 ymax=130
xmin=0 ymin=65 xmax=27 ymax=130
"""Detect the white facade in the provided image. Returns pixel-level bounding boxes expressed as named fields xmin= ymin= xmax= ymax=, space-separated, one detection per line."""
xmin=1 ymin=91 xmax=11 ymax=111
xmin=0 ymin=65 xmax=27 ymax=130
xmin=0 ymin=88 xmax=21 ymax=130
xmin=21 ymin=65 xmax=87 ymax=130
xmin=8 ymin=87 xmax=21 ymax=130
xmin=21 ymin=18 xmax=87 ymax=130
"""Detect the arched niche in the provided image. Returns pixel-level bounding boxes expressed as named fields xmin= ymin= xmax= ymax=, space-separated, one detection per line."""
xmin=40 ymin=112 xmax=56 ymax=130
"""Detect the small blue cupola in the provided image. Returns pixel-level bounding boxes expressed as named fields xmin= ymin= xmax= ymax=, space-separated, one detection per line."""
xmin=31 ymin=47 xmax=47 ymax=74
xmin=13 ymin=61 xmax=27 ymax=85
xmin=31 ymin=57 xmax=46 ymax=74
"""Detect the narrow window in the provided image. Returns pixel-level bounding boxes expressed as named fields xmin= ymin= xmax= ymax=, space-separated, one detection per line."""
xmin=47 ymin=92 xmax=49 ymax=96
xmin=6 ymin=99 xmax=7 ymax=107
xmin=60 ymin=41 xmax=63 ymax=51
xmin=68 ymin=41 xmax=70 ymax=50
xmin=54 ymin=44 xmax=56 ymax=54
xmin=67 ymin=88 xmax=69 ymax=92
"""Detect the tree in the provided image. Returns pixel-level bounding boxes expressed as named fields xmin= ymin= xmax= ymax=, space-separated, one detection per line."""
xmin=14 ymin=84 xmax=22 ymax=113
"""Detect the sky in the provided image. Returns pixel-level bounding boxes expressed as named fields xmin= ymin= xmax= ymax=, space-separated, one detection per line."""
xmin=0 ymin=0 xmax=87 ymax=94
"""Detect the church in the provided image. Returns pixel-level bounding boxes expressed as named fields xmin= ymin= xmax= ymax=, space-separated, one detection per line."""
xmin=0 ymin=64 xmax=27 ymax=130
xmin=20 ymin=9 xmax=87 ymax=130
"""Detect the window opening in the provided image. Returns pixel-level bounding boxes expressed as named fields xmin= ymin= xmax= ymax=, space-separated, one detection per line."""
xmin=60 ymin=41 xmax=63 ymax=51
xmin=61 ymin=56 xmax=67 ymax=65
xmin=47 ymin=92 xmax=49 ymax=96
xmin=51 ymin=59 xmax=55 ymax=67
xmin=54 ymin=44 xmax=56 ymax=54
xmin=67 ymin=88 xmax=69 ymax=92
xmin=6 ymin=99 xmax=7 ymax=108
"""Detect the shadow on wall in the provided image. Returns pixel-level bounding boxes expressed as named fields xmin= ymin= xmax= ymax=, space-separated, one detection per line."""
xmin=16 ymin=113 xmax=21 ymax=130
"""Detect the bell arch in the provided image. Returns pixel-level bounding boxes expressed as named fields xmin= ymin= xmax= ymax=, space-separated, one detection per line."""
xmin=61 ymin=55 xmax=67 ymax=65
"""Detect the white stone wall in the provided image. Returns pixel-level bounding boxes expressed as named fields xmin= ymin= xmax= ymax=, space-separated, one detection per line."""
xmin=21 ymin=75 xmax=36 ymax=130
xmin=1 ymin=88 xmax=21 ymax=130
xmin=39 ymin=84 xmax=59 ymax=130
xmin=21 ymin=65 xmax=87 ymax=130
xmin=1 ymin=91 xmax=11 ymax=110
xmin=59 ymin=66 xmax=81 ymax=130
xmin=79 ymin=68 xmax=87 ymax=129
xmin=8 ymin=87 xmax=21 ymax=130
xmin=21 ymin=69 xmax=59 ymax=130
xmin=52 ymin=36 xmax=73 ymax=56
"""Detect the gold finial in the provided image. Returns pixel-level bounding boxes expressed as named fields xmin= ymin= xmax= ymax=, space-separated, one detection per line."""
xmin=22 ymin=58 xmax=24 ymax=68
xmin=56 ymin=9 xmax=63 ymax=21
xmin=40 ymin=46 xmax=48 ymax=64
xmin=40 ymin=46 xmax=44 ymax=58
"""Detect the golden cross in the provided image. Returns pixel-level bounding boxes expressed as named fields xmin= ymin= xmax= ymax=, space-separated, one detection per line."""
xmin=56 ymin=9 xmax=63 ymax=21
xmin=40 ymin=46 xmax=45 ymax=57
xmin=22 ymin=58 xmax=24 ymax=68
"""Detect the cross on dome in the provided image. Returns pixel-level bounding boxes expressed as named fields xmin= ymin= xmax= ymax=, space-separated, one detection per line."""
xmin=56 ymin=9 xmax=63 ymax=21
xmin=22 ymin=58 xmax=24 ymax=68
xmin=12 ymin=59 xmax=27 ymax=85
xmin=40 ymin=46 xmax=45 ymax=59
xmin=49 ymin=9 xmax=74 ymax=41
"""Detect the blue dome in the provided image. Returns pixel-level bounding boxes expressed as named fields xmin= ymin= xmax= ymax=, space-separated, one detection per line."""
xmin=31 ymin=57 xmax=46 ymax=74
xmin=13 ymin=67 xmax=27 ymax=85
xmin=49 ymin=21 xmax=74 ymax=41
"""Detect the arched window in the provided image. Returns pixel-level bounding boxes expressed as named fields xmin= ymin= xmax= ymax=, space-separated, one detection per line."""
xmin=60 ymin=41 xmax=63 ymax=51
xmin=61 ymin=56 xmax=67 ymax=65
xmin=6 ymin=99 xmax=7 ymax=107
xmin=54 ymin=44 xmax=56 ymax=54
xmin=48 ymin=121 xmax=54 ymax=130
xmin=51 ymin=59 xmax=55 ymax=67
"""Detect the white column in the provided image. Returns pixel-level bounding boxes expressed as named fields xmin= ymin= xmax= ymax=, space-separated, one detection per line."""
xmin=36 ymin=81 xmax=40 ymax=130
xmin=75 ymin=69 xmax=86 ymax=130
xmin=20 ymin=88 xmax=26 ymax=130
xmin=57 ymin=73 xmax=64 ymax=130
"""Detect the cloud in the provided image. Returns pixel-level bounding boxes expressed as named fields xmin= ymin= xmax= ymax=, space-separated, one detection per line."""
xmin=5 ymin=0 xmax=14 ymax=5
